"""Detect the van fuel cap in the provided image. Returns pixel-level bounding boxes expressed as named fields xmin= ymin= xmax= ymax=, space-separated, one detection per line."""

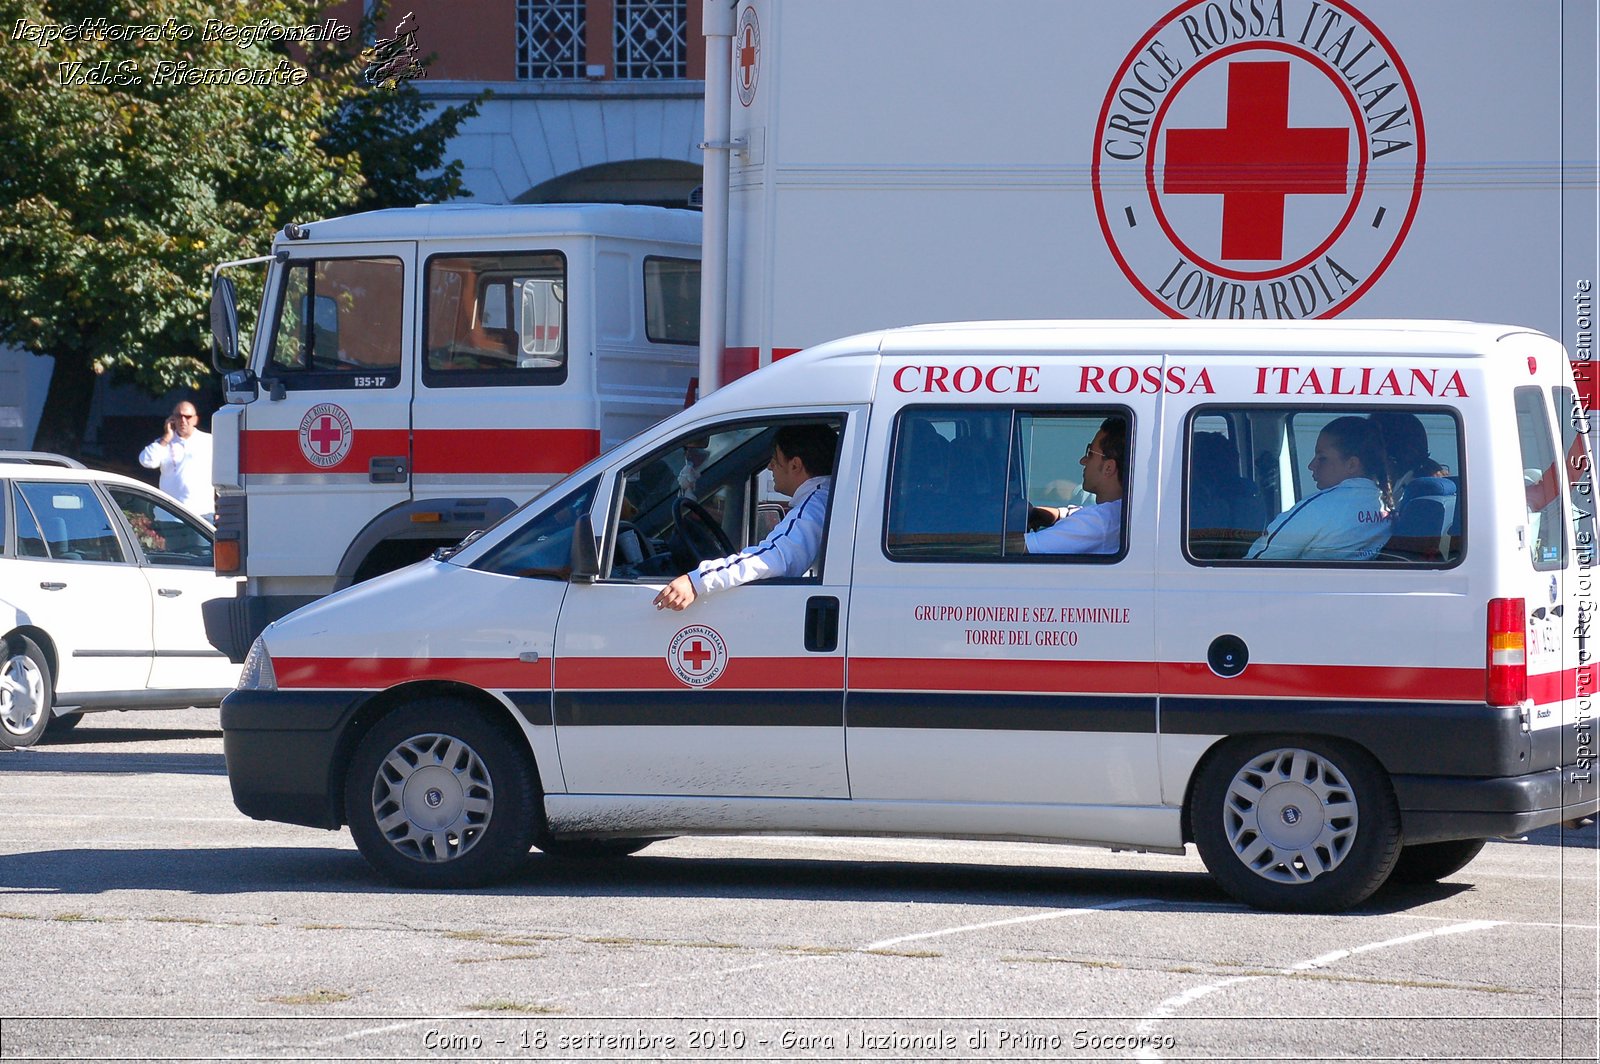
xmin=1207 ymin=634 xmax=1249 ymax=678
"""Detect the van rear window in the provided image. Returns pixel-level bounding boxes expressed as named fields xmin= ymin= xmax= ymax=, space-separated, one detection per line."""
xmin=1514 ymin=387 xmax=1566 ymax=570
xmin=1185 ymin=406 xmax=1464 ymax=567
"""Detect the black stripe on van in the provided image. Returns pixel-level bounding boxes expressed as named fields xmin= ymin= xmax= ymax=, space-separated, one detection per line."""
xmin=846 ymin=691 xmax=1157 ymax=733
xmin=555 ymin=690 xmax=839 ymax=728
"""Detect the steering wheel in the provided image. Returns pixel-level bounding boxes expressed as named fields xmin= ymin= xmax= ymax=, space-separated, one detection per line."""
xmin=672 ymin=496 xmax=736 ymax=564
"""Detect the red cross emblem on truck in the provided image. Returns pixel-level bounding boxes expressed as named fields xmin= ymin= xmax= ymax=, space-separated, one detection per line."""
xmin=736 ymin=6 xmax=759 ymax=107
xmin=297 ymin=403 xmax=355 ymax=469
xmin=1093 ymin=0 xmax=1423 ymax=321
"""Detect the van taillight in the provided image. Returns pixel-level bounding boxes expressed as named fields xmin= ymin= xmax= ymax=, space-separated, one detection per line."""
xmin=1486 ymin=597 xmax=1527 ymax=706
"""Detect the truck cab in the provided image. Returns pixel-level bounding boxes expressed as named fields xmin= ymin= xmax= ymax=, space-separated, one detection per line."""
xmin=204 ymin=204 xmax=700 ymax=662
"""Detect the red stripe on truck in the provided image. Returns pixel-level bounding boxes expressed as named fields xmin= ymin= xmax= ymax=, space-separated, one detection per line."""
xmin=240 ymin=428 xmax=600 ymax=475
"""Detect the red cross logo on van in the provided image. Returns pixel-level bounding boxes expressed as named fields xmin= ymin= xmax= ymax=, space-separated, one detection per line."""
xmin=298 ymin=403 xmax=354 ymax=469
xmin=668 ymin=624 xmax=728 ymax=688
xmin=1093 ymin=0 xmax=1423 ymax=321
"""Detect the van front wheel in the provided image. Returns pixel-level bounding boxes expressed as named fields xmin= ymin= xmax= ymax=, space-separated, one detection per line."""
xmin=1192 ymin=738 xmax=1400 ymax=913
xmin=344 ymin=700 xmax=541 ymax=888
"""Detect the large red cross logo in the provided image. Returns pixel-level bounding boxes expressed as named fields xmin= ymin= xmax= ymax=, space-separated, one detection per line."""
xmin=682 ymin=639 xmax=713 ymax=673
xmin=739 ymin=27 xmax=757 ymax=92
xmin=309 ymin=415 xmax=344 ymax=455
xmin=1163 ymin=61 xmax=1349 ymax=261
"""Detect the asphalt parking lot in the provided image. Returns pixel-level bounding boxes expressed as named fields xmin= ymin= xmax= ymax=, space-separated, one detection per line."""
xmin=0 ymin=707 xmax=1595 ymax=1062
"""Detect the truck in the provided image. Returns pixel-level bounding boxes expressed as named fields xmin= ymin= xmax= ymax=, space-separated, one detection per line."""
xmin=705 ymin=0 xmax=1595 ymax=389
xmin=205 ymin=0 xmax=1597 ymax=658
xmin=204 ymin=204 xmax=701 ymax=662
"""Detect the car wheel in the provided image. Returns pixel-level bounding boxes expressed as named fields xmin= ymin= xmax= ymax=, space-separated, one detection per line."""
xmin=1388 ymin=838 xmax=1487 ymax=885
xmin=1 ymin=635 xmax=52 ymax=750
xmin=44 ymin=711 xmax=84 ymax=736
xmin=1192 ymin=737 xmax=1401 ymax=913
xmin=538 ymin=838 xmax=657 ymax=859
xmin=344 ymin=699 xmax=541 ymax=888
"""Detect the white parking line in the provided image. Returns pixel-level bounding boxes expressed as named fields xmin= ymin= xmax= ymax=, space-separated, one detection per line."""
xmin=863 ymin=897 xmax=1154 ymax=951
xmin=1131 ymin=919 xmax=1501 ymax=1063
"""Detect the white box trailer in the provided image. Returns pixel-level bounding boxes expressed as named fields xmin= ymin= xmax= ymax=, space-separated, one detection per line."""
xmin=710 ymin=0 xmax=1597 ymax=390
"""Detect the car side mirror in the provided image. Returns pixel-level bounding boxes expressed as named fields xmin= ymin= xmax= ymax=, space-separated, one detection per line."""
xmin=210 ymin=275 xmax=242 ymax=374
xmin=568 ymin=516 xmax=600 ymax=583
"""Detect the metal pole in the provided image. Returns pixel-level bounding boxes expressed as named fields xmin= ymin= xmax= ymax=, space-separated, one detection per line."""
xmin=698 ymin=0 xmax=737 ymax=398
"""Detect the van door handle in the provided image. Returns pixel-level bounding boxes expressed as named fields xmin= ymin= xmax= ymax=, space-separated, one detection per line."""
xmin=369 ymin=456 xmax=407 ymax=484
xmin=804 ymin=595 xmax=839 ymax=653
xmin=39 ymin=581 xmax=66 ymax=591
xmin=157 ymin=588 xmax=182 ymax=598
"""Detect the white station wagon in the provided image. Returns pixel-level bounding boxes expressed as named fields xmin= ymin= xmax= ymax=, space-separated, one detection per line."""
xmin=1 ymin=453 xmax=242 ymax=747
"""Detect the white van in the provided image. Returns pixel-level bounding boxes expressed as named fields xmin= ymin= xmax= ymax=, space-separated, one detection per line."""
xmin=220 ymin=321 xmax=1598 ymax=912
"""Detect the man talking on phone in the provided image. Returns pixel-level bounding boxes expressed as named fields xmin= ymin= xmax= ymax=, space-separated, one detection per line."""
xmin=138 ymin=400 xmax=215 ymax=520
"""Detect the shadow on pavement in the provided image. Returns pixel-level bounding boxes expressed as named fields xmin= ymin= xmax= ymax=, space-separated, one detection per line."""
xmin=0 ymin=750 xmax=225 ymax=774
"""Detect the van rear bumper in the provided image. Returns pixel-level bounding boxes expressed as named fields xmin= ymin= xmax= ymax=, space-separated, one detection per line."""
xmin=1395 ymin=765 xmax=1599 ymax=843
xmin=221 ymin=690 xmax=363 ymax=830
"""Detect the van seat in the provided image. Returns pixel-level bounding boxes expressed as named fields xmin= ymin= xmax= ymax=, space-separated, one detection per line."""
xmin=1188 ymin=433 xmax=1268 ymax=559
xmin=1384 ymin=476 xmax=1459 ymax=561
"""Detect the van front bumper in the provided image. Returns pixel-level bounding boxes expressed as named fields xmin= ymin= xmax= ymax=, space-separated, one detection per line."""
xmin=1395 ymin=765 xmax=1599 ymax=843
xmin=221 ymin=690 xmax=366 ymax=830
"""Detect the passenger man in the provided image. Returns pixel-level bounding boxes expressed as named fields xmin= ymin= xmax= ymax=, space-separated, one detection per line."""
xmin=138 ymin=400 xmax=214 ymax=519
xmin=1025 ymin=417 xmax=1126 ymax=555
xmin=653 ymin=423 xmax=837 ymax=611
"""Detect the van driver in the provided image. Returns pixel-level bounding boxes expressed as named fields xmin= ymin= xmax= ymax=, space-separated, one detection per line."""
xmin=652 ymin=424 xmax=837 ymax=611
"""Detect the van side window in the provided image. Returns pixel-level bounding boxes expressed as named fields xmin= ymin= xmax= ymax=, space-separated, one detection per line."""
xmin=1515 ymin=387 xmax=1567 ymax=570
xmin=266 ymin=258 xmax=403 ymax=386
xmin=471 ymin=476 xmax=599 ymax=580
xmin=422 ymin=252 xmax=568 ymax=387
xmin=884 ymin=407 xmax=1128 ymax=562
xmin=1187 ymin=406 xmax=1465 ymax=567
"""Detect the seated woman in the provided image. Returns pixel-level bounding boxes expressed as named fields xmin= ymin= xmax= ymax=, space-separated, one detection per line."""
xmin=1246 ymin=416 xmax=1391 ymax=561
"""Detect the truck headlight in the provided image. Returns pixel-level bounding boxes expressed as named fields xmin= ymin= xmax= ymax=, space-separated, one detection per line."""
xmin=238 ymin=636 xmax=277 ymax=691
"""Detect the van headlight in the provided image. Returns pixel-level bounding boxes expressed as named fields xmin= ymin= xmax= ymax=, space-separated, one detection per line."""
xmin=238 ymin=636 xmax=278 ymax=691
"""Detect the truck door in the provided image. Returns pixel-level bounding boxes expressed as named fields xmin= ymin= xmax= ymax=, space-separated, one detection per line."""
xmin=241 ymin=244 xmax=415 ymax=583
xmin=550 ymin=410 xmax=862 ymax=798
xmin=843 ymin=376 xmax=1162 ymax=830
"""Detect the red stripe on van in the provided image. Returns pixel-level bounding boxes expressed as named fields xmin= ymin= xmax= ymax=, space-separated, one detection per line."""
xmin=850 ymin=657 xmax=1160 ymax=694
xmin=852 ymin=658 xmax=1482 ymax=702
xmin=411 ymin=429 xmax=600 ymax=474
xmin=240 ymin=429 xmax=410 ymax=474
xmin=555 ymin=656 xmax=844 ymax=690
xmin=1529 ymin=666 xmax=1594 ymax=704
xmin=275 ymin=656 xmax=552 ymax=689
xmin=1161 ymin=661 xmax=1482 ymax=701
xmin=722 ymin=347 xmax=802 ymax=384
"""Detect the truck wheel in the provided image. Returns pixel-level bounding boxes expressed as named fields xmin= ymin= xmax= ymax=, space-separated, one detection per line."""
xmin=538 ymin=838 xmax=657 ymax=859
xmin=1388 ymin=838 xmax=1487 ymax=884
xmin=344 ymin=700 xmax=541 ymax=888
xmin=1 ymin=635 xmax=52 ymax=750
xmin=1192 ymin=737 xmax=1400 ymax=913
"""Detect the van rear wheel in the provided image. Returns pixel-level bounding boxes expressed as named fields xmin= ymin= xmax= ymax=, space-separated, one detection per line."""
xmin=1388 ymin=838 xmax=1487 ymax=884
xmin=344 ymin=700 xmax=541 ymax=888
xmin=1192 ymin=737 xmax=1401 ymax=913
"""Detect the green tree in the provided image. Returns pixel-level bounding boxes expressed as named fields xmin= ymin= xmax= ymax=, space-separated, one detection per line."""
xmin=0 ymin=0 xmax=481 ymax=455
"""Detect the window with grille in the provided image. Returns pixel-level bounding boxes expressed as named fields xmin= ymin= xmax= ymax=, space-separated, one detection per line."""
xmin=615 ymin=0 xmax=688 ymax=79
xmin=517 ymin=0 xmax=586 ymax=79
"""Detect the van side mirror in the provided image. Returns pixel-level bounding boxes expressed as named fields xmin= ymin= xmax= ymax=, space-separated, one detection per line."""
xmin=568 ymin=516 xmax=600 ymax=583
xmin=210 ymin=275 xmax=242 ymax=374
